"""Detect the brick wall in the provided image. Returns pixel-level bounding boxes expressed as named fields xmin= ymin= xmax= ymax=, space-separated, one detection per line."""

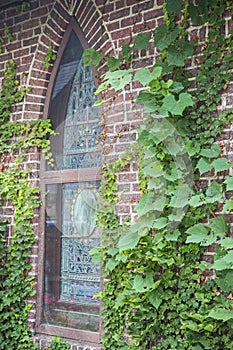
xmin=0 ymin=0 xmax=233 ymax=349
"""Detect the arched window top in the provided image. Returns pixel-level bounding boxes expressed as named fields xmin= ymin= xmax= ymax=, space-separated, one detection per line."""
xmin=47 ymin=22 xmax=101 ymax=171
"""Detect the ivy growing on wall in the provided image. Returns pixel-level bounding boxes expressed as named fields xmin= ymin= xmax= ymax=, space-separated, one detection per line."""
xmin=84 ymin=1 xmax=233 ymax=349
xmin=0 ymin=60 xmax=53 ymax=349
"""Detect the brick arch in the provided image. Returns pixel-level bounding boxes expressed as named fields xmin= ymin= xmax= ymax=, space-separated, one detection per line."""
xmin=24 ymin=0 xmax=112 ymax=121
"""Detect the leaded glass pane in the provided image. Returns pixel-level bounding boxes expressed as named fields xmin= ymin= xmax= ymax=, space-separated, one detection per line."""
xmin=63 ymin=60 xmax=101 ymax=169
xmin=47 ymin=30 xmax=101 ymax=171
xmin=61 ymin=182 xmax=100 ymax=303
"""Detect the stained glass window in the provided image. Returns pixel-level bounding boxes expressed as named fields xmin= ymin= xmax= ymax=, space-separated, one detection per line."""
xmin=42 ymin=26 xmax=101 ymax=335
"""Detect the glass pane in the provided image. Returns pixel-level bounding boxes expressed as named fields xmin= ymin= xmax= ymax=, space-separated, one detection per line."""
xmin=63 ymin=62 xmax=101 ymax=169
xmin=47 ymin=30 xmax=101 ymax=171
xmin=43 ymin=182 xmax=100 ymax=332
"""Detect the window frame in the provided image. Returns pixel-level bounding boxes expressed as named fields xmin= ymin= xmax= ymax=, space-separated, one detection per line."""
xmin=36 ymin=17 xmax=101 ymax=343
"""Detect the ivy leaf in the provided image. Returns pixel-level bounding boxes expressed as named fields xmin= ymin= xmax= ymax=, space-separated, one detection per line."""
xmin=136 ymin=192 xmax=165 ymax=217
xmin=82 ymin=48 xmax=104 ymax=66
xmin=150 ymin=119 xmax=175 ymax=142
xmin=133 ymin=272 xmax=154 ymax=293
xmin=167 ymin=40 xmax=194 ymax=67
xmin=134 ymin=32 xmax=151 ymax=51
xmin=105 ymin=69 xmax=132 ymax=91
xmin=147 ymin=288 xmax=162 ymax=309
xmin=189 ymin=1 xmax=208 ymax=26
xmin=196 ymin=158 xmax=212 ymax=175
xmin=135 ymin=68 xmax=153 ymax=86
xmin=136 ymin=91 xmax=159 ymax=113
xmin=169 ymin=184 xmax=191 ymax=208
xmin=224 ymin=176 xmax=233 ymax=191
xmin=154 ymin=25 xmax=180 ymax=50
xmin=118 ymin=229 xmax=139 ymax=251
xmin=186 ymin=224 xmax=209 ymax=245
xmin=216 ymin=270 xmax=233 ymax=292
xmin=162 ymin=93 xmax=193 ymax=116
xmin=122 ymin=44 xmax=133 ymax=63
xmin=223 ymin=200 xmax=233 ymax=213
xmin=213 ymin=250 xmax=233 ymax=271
xmin=208 ymin=308 xmax=233 ymax=321
xmin=189 ymin=194 xmax=205 ymax=207
xmin=89 ymin=247 xmax=102 ymax=264
xmin=210 ymin=216 xmax=227 ymax=237
xmin=153 ymin=217 xmax=168 ymax=229
xmin=220 ymin=237 xmax=233 ymax=249
xmin=200 ymin=145 xmax=221 ymax=158
xmin=171 ymin=81 xmax=184 ymax=93
xmin=166 ymin=229 xmax=181 ymax=242
xmin=105 ymin=258 xmax=119 ymax=271
xmin=142 ymin=161 xmax=163 ymax=178
xmin=205 ymin=182 xmax=223 ymax=203
xmin=107 ymin=56 xmax=121 ymax=71
xmin=166 ymin=0 xmax=182 ymax=13
xmin=212 ymin=158 xmax=230 ymax=173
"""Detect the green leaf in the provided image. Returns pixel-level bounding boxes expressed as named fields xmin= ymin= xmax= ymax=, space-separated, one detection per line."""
xmin=105 ymin=69 xmax=132 ymax=91
xmin=224 ymin=176 xmax=233 ymax=191
xmin=142 ymin=161 xmax=163 ymax=177
xmin=153 ymin=217 xmax=168 ymax=229
xmin=186 ymin=224 xmax=209 ymax=245
xmin=154 ymin=25 xmax=180 ymax=50
xmin=118 ymin=229 xmax=139 ymax=251
xmin=210 ymin=216 xmax=227 ymax=237
xmin=205 ymin=181 xmax=222 ymax=203
xmin=133 ymin=272 xmax=154 ymax=293
xmin=196 ymin=158 xmax=212 ymax=175
xmin=212 ymin=158 xmax=230 ymax=173
xmin=167 ymin=40 xmax=194 ymax=67
xmin=147 ymin=289 xmax=162 ymax=309
xmin=82 ymin=48 xmax=104 ymax=66
xmin=189 ymin=194 xmax=205 ymax=207
xmin=169 ymin=184 xmax=191 ymax=208
xmin=189 ymin=1 xmax=208 ymax=26
xmin=213 ymin=250 xmax=233 ymax=270
xmin=134 ymin=32 xmax=151 ymax=50
xmin=220 ymin=237 xmax=233 ymax=249
xmin=216 ymin=270 xmax=233 ymax=292
xmin=200 ymin=145 xmax=221 ymax=158
xmin=105 ymin=258 xmax=119 ymax=271
xmin=134 ymin=68 xmax=153 ymax=86
xmin=162 ymin=92 xmax=193 ymax=116
xmin=223 ymin=200 xmax=233 ymax=213
xmin=166 ymin=0 xmax=182 ymax=13
xmin=122 ymin=44 xmax=133 ymax=62
xmin=166 ymin=229 xmax=181 ymax=241
xmin=89 ymin=247 xmax=102 ymax=264
xmin=107 ymin=56 xmax=121 ymax=71
xmin=135 ymin=192 xmax=165 ymax=217
xmin=208 ymin=308 xmax=233 ymax=321
xmin=94 ymin=99 xmax=105 ymax=106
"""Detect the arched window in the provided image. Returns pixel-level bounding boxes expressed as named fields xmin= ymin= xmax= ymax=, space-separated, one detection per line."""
xmin=37 ymin=18 xmax=101 ymax=343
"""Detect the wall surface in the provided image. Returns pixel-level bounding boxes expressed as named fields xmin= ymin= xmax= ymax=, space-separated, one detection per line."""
xmin=0 ymin=0 xmax=233 ymax=349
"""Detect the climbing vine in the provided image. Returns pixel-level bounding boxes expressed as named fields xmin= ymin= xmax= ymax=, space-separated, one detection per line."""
xmin=0 ymin=60 xmax=53 ymax=349
xmin=84 ymin=1 xmax=233 ymax=349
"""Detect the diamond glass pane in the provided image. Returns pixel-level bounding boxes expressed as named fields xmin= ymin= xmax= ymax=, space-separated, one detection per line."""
xmin=63 ymin=61 xmax=101 ymax=169
xmin=61 ymin=182 xmax=100 ymax=303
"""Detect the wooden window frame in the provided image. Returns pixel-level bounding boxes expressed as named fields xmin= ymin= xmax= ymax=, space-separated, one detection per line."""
xmin=36 ymin=17 xmax=101 ymax=344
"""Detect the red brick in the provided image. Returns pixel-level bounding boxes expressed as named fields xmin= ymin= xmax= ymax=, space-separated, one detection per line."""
xmin=22 ymin=18 xmax=39 ymax=30
xmin=110 ymin=8 xmax=130 ymax=21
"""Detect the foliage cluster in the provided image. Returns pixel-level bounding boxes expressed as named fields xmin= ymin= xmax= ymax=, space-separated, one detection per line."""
xmin=43 ymin=337 xmax=70 ymax=350
xmin=0 ymin=60 xmax=53 ymax=349
xmin=84 ymin=1 xmax=233 ymax=349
